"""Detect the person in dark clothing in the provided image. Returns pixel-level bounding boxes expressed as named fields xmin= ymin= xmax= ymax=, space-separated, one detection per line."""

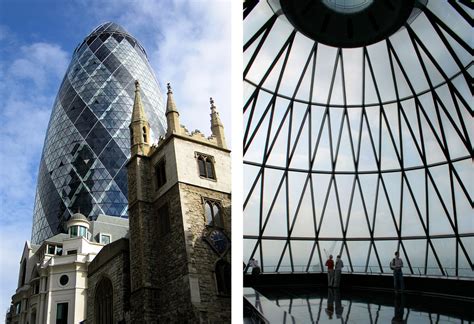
xmin=325 ymin=255 xmax=334 ymax=287
xmin=390 ymin=251 xmax=404 ymax=292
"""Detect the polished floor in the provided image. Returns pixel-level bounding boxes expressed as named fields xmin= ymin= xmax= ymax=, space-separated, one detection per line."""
xmin=244 ymin=285 xmax=473 ymax=323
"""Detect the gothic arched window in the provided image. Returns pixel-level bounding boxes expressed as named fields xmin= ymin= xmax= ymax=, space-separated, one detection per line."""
xmin=204 ymin=200 xmax=223 ymax=227
xmin=215 ymin=259 xmax=231 ymax=295
xmin=196 ymin=153 xmax=215 ymax=179
xmin=142 ymin=126 xmax=147 ymax=143
xmin=94 ymin=277 xmax=113 ymax=324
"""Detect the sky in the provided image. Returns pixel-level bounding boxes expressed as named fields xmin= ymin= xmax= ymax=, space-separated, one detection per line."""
xmin=0 ymin=0 xmax=232 ymax=314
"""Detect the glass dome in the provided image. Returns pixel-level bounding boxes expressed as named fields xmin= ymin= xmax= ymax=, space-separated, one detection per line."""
xmin=243 ymin=1 xmax=472 ymax=277
xmin=322 ymin=0 xmax=374 ymax=14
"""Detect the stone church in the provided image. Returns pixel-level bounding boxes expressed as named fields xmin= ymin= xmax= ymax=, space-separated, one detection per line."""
xmin=7 ymin=81 xmax=231 ymax=323
xmin=86 ymin=81 xmax=231 ymax=323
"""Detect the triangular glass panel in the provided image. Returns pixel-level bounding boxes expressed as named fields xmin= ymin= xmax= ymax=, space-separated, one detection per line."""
xmin=294 ymin=47 xmax=316 ymax=101
xmin=289 ymin=108 xmax=310 ymax=170
xmin=311 ymin=116 xmax=332 ymax=172
xmin=334 ymin=174 xmax=355 ymax=229
xmin=399 ymin=104 xmax=424 ymax=168
xmin=357 ymin=116 xmax=379 ymax=172
xmin=276 ymin=244 xmax=293 ymax=272
xmin=287 ymin=171 xmax=309 ymax=224
xmin=308 ymin=242 xmax=324 ymax=272
xmin=279 ymin=33 xmax=315 ymax=99
xmin=380 ymin=112 xmax=401 ymax=170
xmin=366 ymin=41 xmax=396 ymax=103
xmin=373 ymin=182 xmax=399 ymax=238
xmin=328 ymin=54 xmax=345 ymax=106
xmin=363 ymin=54 xmax=379 ymax=105
xmin=426 ymin=243 xmax=443 ymax=276
xmin=334 ymin=115 xmax=356 ymax=172
xmin=346 ymin=182 xmax=371 ymax=238
xmin=427 ymin=178 xmax=455 ymax=236
xmin=390 ymin=49 xmax=413 ymax=99
xmin=431 ymin=238 xmax=456 ymax=276
xmin=346 ymin=241 xmax=370 ymax=272
xmin=401 ymin=239 xmax=426 ymax=275
xmin=244 ymin=175 xmax=261 ymax=237
xmin=418 ymin=104 xmax=446 ymax=164
xmin=313 ymin=45 xmax=338 ymax=104
xmin=342 ymin=48 xmax=363 ymax=104
xmin=290 ymin=181 xmax=316 ymax=238
xmin=262 ymin=175 xmax=288 ymax=237
xmin=358 ymin=174 xmax=379 ymax=228
xmin=311 ymin=173 xmax=332 ymax=230
xmin=290 ymin=240 xmax=315 ymax=272
xmin=401 ymin=180 xmax=426 ymax=237
xmin=261 ymin=239 xmax=286 ymax=272
xmin=318 ymin=180 xmax=344 ymax=238
xmin=261 ymin=45 xmax=291 ymax=93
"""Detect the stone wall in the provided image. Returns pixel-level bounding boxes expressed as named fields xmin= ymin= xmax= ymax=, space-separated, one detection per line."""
xmin=178 ymin=182 xmax=231 ymax=323
xmin=86 ymin=238 xmax=130 ymax=324
xmin=153 ymin=184 xmax=196 ymax=322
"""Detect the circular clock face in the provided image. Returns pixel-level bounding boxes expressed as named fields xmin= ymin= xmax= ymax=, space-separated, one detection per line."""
xmin=209 ymin=229 xmax=229 ymax=255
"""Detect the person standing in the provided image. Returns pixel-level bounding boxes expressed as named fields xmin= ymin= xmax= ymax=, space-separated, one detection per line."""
xmin=390 ymin=251 xmax=404 ymax=292
xmin=249 ymin=258 xmax=261 ymax=275
xmin=325 ymin=255 xmax=334 ymax=287
xmin=334 ymin=255 xmax=344 ymax=287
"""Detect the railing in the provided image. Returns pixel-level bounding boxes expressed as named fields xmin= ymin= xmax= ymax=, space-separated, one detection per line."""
xmin=247 ymin=265 xmax=473 ymax=279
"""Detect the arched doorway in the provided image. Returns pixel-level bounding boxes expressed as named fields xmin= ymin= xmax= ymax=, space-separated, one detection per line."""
xmin=94 ymin=277 xmax=113 ymax=324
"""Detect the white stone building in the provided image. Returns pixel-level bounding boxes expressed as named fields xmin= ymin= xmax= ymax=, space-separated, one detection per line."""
xmin=8 ymin=214 xmax=128 ymax=324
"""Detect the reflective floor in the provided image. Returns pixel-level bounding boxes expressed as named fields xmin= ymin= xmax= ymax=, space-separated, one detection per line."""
xmin=245 ymin=286 xmax=473 ymax=323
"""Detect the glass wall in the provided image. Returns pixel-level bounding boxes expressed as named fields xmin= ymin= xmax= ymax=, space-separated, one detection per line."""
xmin=243 ymin=1 xmax=473 ymax=277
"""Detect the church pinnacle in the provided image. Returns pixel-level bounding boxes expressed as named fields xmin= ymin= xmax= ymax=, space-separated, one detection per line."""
xmin=129 ymin=80 xmax=150 ymax=156
xmin=209 ymin=97 xmax=227 ymax=149
xmin=166 ymin=82 xmax=181 ymax=135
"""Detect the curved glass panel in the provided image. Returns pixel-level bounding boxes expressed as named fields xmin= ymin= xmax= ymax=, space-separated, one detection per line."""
xmin=31 ymin=22 xmax=166 ymax=244
xmin=243 ymin=1 xmax=473 ymax=277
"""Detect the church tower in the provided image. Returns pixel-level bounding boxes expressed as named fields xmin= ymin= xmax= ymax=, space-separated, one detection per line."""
xmin=127 ymin=83 xmax=231 ymax=322
xmin=127 ymin=80 xmax=159 ymax=322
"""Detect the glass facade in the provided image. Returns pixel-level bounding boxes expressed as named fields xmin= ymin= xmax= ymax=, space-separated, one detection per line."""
xmin=243 ymin=2 xmax=472 ymax=277
xmin=31 ymin=22 xmax=166 ymax=244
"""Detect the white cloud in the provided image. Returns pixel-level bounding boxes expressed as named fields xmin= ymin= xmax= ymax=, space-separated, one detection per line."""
xmin=9 ymin=43 xmax=69 ymax=89
xmin=0 ymin=39 xmax=68 ymax=313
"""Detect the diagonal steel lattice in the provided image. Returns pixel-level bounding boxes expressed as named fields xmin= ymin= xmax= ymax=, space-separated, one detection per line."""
xmin=31 ymin=22 xmax=166 ymax=244
xmin=243 ymin=1 xmax=473 ymax=277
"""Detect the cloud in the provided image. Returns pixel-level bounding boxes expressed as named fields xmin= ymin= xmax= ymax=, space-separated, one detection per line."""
xmin=9 ymin=43 xmax=69 ymax=89
xmin=0 ymin=39 xmax=69 ymax=313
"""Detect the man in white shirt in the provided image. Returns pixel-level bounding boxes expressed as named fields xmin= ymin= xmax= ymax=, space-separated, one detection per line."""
xmin=390 ymin=251 xmax=404 ymax=291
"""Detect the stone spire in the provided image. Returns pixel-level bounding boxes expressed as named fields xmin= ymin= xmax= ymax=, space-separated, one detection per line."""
xmin=129 ymin=80 xmax=150 ymax=156
xmin=166 ymin=83 xmax=181 ymax=135
xmin=209 ymin=97 xmax=227 ymax=149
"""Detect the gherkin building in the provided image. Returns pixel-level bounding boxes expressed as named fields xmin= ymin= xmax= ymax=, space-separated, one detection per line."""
xmin=244 ymin=1 xmax=473 ymax=278
xmin=31 ymin=22 xmax=166 ymax=244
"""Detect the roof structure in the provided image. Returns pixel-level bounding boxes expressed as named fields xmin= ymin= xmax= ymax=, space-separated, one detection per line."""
xmin=243 ymin=0 xmax=473 ymax=277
